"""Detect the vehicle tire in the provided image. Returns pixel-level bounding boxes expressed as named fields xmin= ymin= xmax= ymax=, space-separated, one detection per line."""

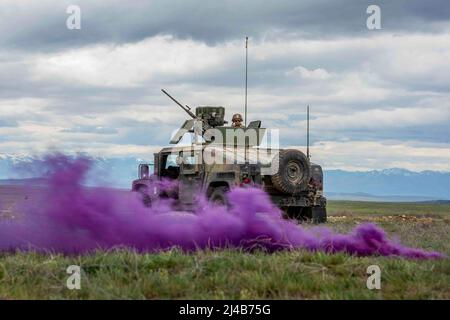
xmin=284 ymin=206 xmax=307 ymax=221
xmin=312 ymin=206 xmax=327 ymax=224
xmin=283 ymin=206 xmax=297 ymax=218
xmin=271 ymin=149 xmax=310 ymax=194
xmin=300 ymin=207 xmax=312 ymax=220
xmin=209 ymin=186 xmax=229 ymax=206
xmin=137 ymin=185 xmax=152 ymax=207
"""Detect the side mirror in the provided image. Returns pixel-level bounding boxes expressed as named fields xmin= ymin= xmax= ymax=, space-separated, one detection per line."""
xmin=139 ymin=164 xmax=150 ymax=179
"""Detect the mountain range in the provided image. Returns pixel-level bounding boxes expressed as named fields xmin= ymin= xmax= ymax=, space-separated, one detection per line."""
xmin=1 ymin=155 xmax=449 ymax=201
xmin=325 ymin=168 xmax=450 ymax=201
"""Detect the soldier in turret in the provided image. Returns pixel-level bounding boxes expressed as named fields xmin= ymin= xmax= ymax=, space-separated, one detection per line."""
xmin=231 ymin=113 xmax=244 ymax=128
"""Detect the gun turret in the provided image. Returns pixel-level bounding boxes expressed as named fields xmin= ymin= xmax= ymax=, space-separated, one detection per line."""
xmin=161 ymin=89 xmax=227 ymax=131
xmin=196 ymin=106 xmax=227 ymax=127
xmin=162 ymin=89 xmax=267 ymax=146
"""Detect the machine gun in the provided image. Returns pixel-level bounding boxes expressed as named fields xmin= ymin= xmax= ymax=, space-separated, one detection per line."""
xmin=161 ymin=89 xmax=227 ymax=144
xmin=161 ymin=89 xmax=197 ymax=120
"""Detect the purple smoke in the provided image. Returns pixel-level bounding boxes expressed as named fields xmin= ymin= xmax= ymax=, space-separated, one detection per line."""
xmin=0 ymin=155 xmax=443 ymax=259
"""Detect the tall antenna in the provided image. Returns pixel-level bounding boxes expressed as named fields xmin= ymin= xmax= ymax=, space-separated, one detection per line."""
xmin=244 ymin=36 xmax=248 ymax=127
xmin=307 ymin=105 xmax=310 ymax=160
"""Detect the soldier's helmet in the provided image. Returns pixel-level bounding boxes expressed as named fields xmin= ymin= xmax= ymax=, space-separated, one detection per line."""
xmin=232 ymin=113 xmax=243 ymax=127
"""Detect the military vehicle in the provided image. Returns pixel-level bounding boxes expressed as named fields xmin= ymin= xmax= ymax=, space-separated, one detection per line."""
xmin=131 ymin=89 xmax=326 ymax=223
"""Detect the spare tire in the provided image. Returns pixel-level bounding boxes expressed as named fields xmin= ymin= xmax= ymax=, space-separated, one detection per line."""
xmin=271 ymin=149 xmax=310 ymax=194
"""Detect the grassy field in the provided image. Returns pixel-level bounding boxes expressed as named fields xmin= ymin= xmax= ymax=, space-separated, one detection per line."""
xmin=0 ymin=200 xmax=449 ymax=299
xmin=328 ymin=200 xmax=450 ymax=216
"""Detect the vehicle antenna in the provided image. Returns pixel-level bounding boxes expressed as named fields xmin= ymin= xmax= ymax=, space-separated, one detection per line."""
xmin=245 ymin=36 xmax=248 ymax=127
xmin=307 ymin=105 xmax=310 ymax=160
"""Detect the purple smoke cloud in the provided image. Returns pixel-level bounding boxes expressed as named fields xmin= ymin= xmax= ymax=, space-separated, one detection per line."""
xmin=0 ymin=154 xmax=443 ymax=259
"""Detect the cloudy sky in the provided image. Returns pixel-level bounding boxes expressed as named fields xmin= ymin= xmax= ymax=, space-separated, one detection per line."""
xmin=0 ymin=0 xmax=449 ymax=171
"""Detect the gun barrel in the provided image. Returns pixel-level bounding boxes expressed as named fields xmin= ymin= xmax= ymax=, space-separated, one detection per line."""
xmin=161 ymin=89 xmax=196 ymax=119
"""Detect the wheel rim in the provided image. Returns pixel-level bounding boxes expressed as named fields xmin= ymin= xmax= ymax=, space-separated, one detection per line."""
xmin=285 ymin=160 xmax=303 ymax=184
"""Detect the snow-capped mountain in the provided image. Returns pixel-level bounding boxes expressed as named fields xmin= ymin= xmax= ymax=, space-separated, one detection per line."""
xmin=325 ymin=169 xmax=450 ymax=200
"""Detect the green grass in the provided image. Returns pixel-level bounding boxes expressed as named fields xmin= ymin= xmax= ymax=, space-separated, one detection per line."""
xmin=0 ymin=201 xmax=449 ymax=300
xmin=328 ymin=200 xmax=450 ymax=217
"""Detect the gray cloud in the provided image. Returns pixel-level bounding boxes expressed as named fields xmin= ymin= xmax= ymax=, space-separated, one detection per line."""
xmin=0 ymin=116 xmax=19 ymax=128
xmin=1 ymin=0 xmax=450 ymax=51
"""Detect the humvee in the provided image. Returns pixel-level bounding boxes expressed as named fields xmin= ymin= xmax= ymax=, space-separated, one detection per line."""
xmin=131 ymin=90 xmax=326 ymax=223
